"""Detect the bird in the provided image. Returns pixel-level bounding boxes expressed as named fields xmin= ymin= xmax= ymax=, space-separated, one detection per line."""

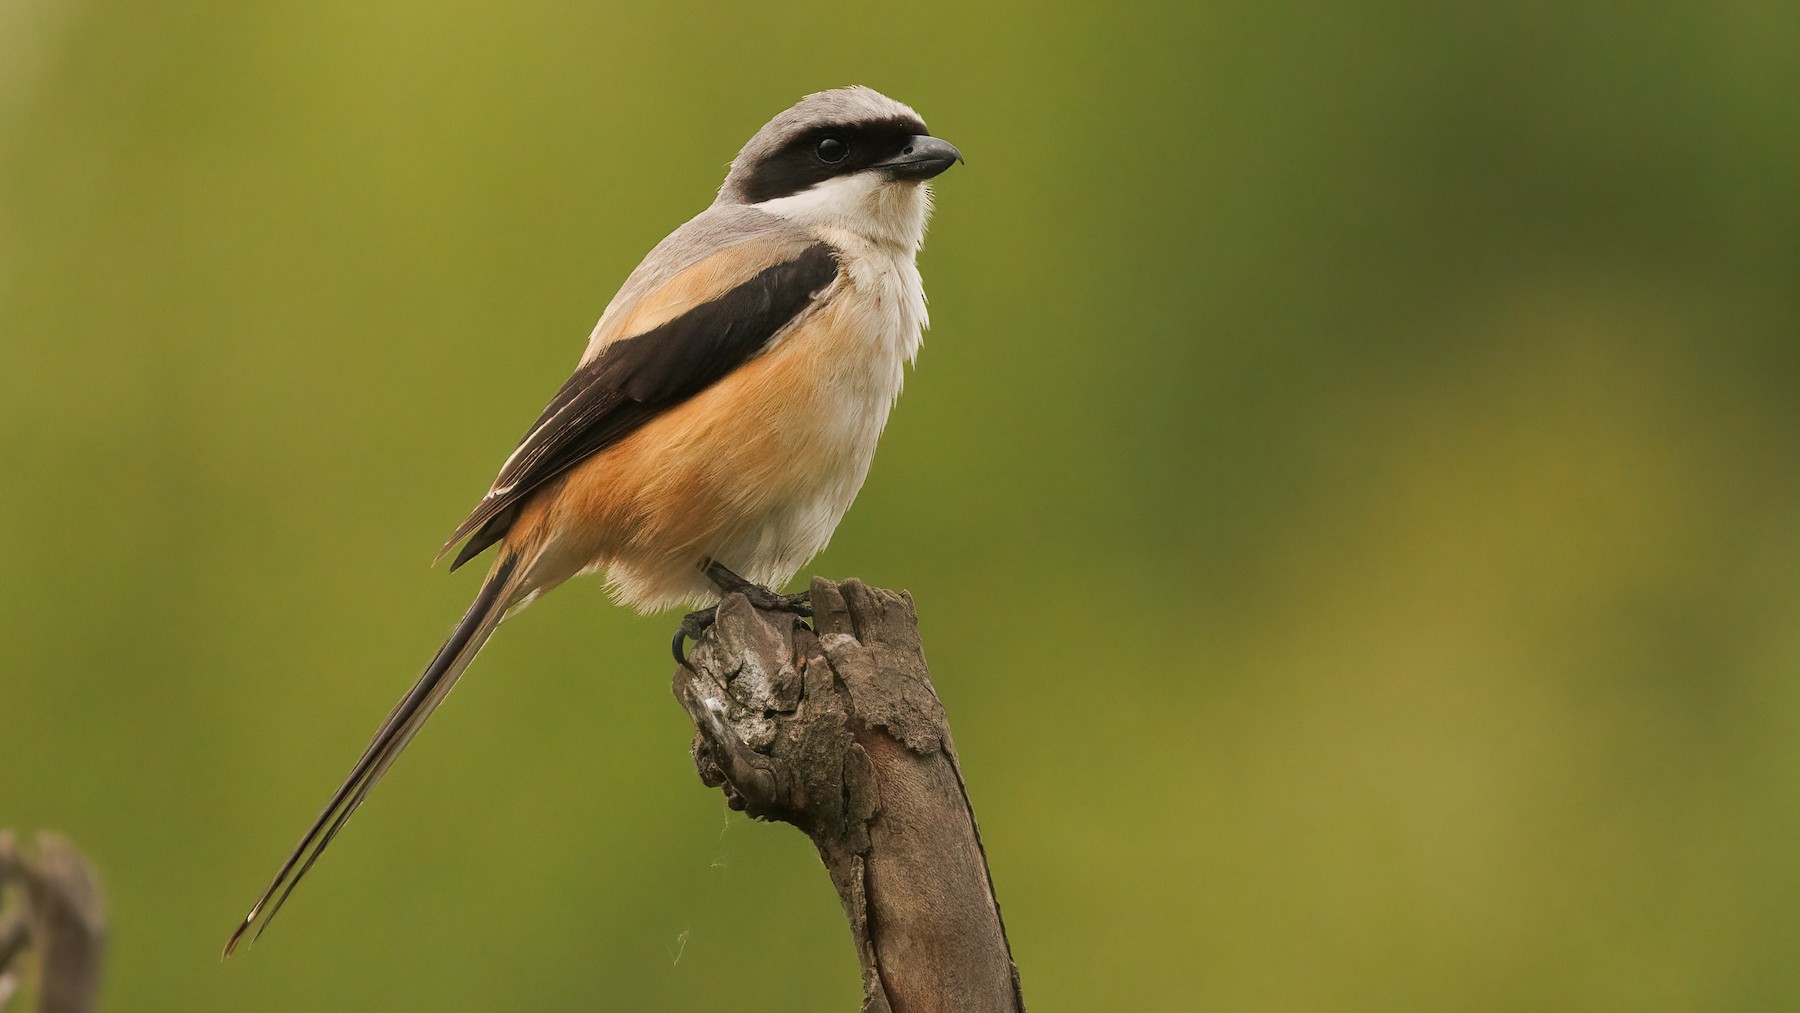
xmin=224 ymin=86 xmax=959 ymax=954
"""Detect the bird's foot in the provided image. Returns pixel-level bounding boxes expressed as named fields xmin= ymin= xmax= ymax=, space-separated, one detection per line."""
xmin=672 ymin=562 xmax=811 ymax=669
xmin=702 ymin=560 xmax=813 ymax=616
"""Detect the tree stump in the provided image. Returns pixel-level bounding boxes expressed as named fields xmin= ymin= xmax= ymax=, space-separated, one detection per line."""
xmin=672 ymin=577 xmax=1025 ymax=1013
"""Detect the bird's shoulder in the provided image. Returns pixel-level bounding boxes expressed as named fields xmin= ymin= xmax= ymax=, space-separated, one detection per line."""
xmin=583 ymin=205 xmax=837 ymax=360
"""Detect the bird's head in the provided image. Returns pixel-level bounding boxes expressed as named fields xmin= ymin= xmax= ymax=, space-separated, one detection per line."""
xmin=718 ymin=86 xmax=960 ymax=251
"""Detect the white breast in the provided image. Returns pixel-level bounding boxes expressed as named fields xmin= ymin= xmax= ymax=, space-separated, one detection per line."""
xmin=719 ymin=231 xmax=926 ymax=590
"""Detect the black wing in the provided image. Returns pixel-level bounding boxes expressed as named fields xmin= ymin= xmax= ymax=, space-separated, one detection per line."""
xmin=442 ymin=242 xmax=840 ymax=569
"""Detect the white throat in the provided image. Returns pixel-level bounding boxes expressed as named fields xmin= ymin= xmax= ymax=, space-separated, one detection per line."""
xmin=749 ymin=174 xmax=933 ymax=252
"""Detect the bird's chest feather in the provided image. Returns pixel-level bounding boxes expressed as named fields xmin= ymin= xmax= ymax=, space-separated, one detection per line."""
xmin=753 ymin=239 xmax=924 ymax=504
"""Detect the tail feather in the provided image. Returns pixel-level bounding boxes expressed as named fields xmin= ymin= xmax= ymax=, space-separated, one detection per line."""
xmin=224 ymin=553 xmax=524 ymax=956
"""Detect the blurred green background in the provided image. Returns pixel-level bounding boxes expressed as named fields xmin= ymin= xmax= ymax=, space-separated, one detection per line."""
xmin=3 ymin=1 xmax=1798 ymax=1009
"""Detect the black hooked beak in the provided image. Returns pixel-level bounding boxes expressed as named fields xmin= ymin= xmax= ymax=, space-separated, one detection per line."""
xmin=876 ymin=135 xmax=963 ymax=180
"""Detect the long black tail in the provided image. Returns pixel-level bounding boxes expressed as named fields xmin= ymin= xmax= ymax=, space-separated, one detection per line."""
xmin=224 ymin=553 xmax=522 ymax=955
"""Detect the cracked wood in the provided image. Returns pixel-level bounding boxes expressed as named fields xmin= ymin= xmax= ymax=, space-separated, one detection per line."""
xmin=673 ymin=577 xmax=1025 ymax=1013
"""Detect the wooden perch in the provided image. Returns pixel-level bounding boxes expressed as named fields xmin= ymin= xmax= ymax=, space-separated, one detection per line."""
xmin=0 ymin=832 xmax=105 ymax=1013
xmin=672 ymin=577 xmax=1025 ymax=1013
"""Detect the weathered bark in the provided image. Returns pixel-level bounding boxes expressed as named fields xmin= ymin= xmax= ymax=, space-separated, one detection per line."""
xmin=673 ymin=577 xmax=1025 ymax=1013
xmin=0 ymin=832 xmax=105 ymax=1013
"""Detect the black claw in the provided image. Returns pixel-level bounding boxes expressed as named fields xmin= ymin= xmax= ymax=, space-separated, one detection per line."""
xmin=673 ymin=605 xmax=720 ymax=670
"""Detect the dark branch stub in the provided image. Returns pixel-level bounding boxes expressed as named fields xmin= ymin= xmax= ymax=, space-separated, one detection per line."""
xmin=0 ymin=832 xmax=106 ymax=1013
xmin=673 ymin=577 xmax=1025 ymax=1013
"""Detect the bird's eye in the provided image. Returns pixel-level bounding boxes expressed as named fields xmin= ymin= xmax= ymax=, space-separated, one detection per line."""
xmin=815 ymin=137 xmax=847 ymax=163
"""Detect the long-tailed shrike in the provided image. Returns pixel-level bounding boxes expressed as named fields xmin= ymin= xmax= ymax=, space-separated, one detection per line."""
xmin=226 ymin=86 xmax=959 ymax=952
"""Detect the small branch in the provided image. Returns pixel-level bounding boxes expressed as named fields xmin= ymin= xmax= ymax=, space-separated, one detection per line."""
xmin=673 ymin=577 xmax=1025 ymax=1013
xmin=0 ymin=832 xmax=106 ymax=1013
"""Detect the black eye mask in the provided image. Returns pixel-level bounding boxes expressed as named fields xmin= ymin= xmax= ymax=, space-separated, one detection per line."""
xmin=737 ymin=114 xmax=930 ymax=204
